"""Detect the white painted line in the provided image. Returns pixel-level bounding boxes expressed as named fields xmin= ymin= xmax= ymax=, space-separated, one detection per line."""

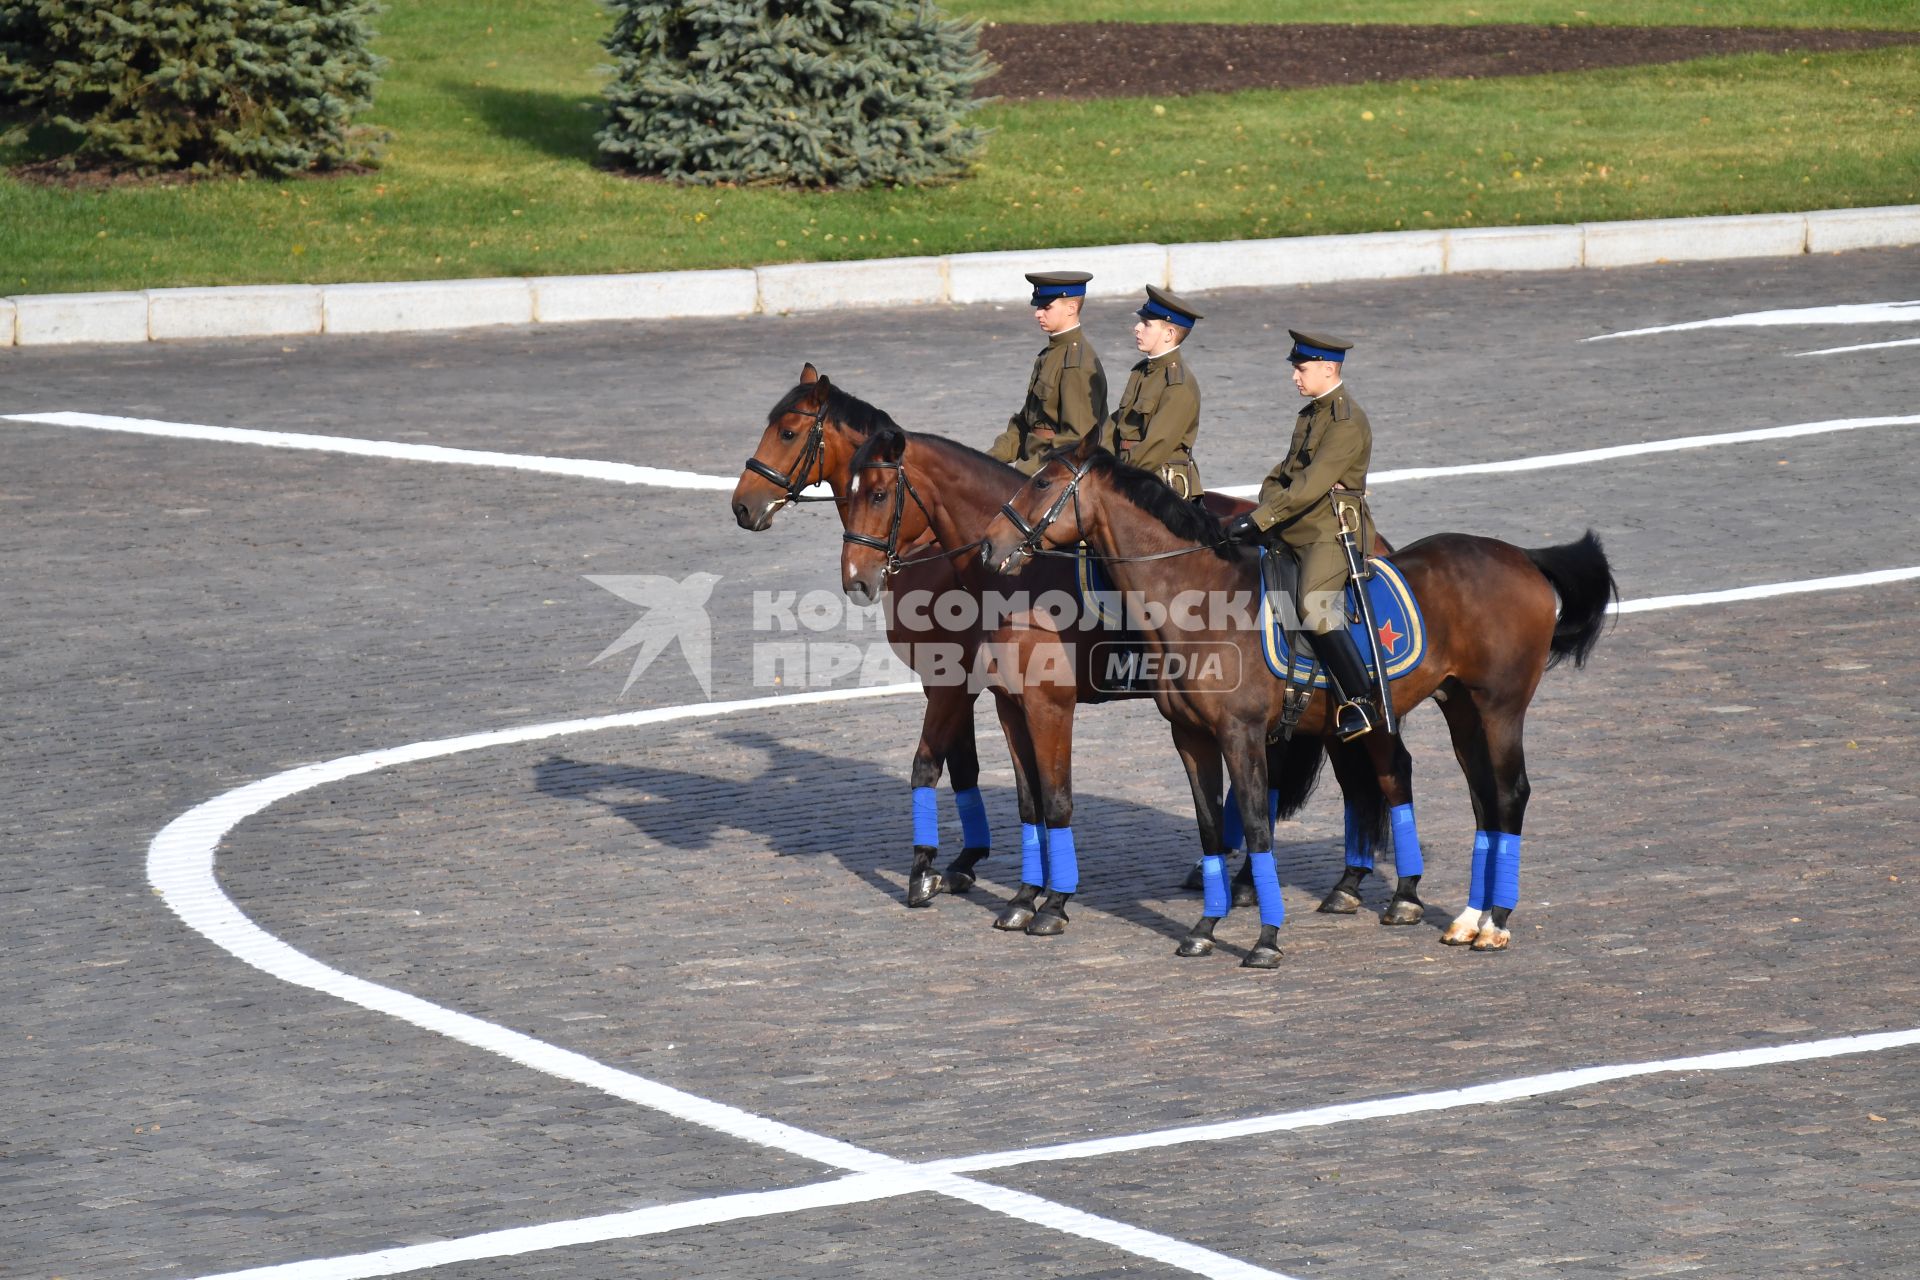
xmin=193 ymin=1174 xmax=905 ymax=1280
xmin=2 ymin=411 xmax=740 ymax=491
xmin=928 ymin=1027 xmax=1920 ymax=1176
xmin=1212 ymin=413 xmax=1920 ymax=497
xmin=1794 ymin=335 xmax=1920 ymax=357
xmin=1587 ymin=299 xmax=1920 ymax=341
xmin=17 ymin=408 xmax=1914 ymax=502
xmin=151 ymin=681 xmax=1296 ymax=1280
xmin=1614 ymin=565 xmax=1920 ymax=614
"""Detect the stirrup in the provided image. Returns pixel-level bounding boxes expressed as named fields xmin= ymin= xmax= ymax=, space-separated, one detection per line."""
xmin=1334 ymin=698 xmax=1376 ymax=741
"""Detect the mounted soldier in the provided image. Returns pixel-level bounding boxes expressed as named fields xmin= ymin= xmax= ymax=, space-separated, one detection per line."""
xmin=987 ymin=271 xmax=1109 ymax=475
xmin=1096 ymin=284 xmax=1203 ymax=499
xmin=1226 ymin=329 xmax=1380 ymax=740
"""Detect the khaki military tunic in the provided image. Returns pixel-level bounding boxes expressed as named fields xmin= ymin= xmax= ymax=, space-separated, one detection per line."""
xmin=1098 ymin=346 xmax=1202 ymax=497
xmin=1251 ymin=383 xmax=1373 ymax=634
xmin=987 ymin=327 xmax=1108 ymax=476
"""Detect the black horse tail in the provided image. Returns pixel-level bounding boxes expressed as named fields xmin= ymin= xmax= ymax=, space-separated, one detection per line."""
xmin=1525 ymin=530 xmax=1618 ymax=670
xmin=1267 ymin=733 xmax=1327 ymax=821
xmin=1323 ymin=738 xmax=1392 ymax=856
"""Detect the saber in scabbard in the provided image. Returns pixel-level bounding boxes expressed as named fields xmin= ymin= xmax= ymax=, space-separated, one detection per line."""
xmin=1334 ymin=492 xmax=1397 ymax=736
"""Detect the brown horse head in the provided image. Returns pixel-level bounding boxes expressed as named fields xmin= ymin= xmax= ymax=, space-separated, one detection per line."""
xmin=732 ymin=363 xmax=833 ymax=531
xmin=979 ymin=433 xmax=1107 ymax=576
xmin=839 ymin=424 xmax=920 ymax=607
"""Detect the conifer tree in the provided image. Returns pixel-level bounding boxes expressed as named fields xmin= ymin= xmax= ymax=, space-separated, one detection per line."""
xmin=0 ymin=0 xmax=383 ymax=177
xmin=599 ymin=0 xmax=988 ymax=189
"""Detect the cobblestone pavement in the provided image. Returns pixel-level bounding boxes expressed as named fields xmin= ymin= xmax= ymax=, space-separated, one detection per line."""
xmin=3 ymin=249 xmax=1917 ymax=1278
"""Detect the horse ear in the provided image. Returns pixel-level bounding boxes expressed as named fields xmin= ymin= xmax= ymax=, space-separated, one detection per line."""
xmin=1072 ymin=432 xmax=1101 ymax=461
xmin=800 ymin=363 xmax=820 ymax=384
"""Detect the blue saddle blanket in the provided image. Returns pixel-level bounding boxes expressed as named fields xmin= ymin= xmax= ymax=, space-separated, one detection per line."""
xmin=1259 ymin=551 xmax=1426 ymax=686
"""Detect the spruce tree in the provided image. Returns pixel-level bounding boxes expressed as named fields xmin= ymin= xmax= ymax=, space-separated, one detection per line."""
xmin=598 ymin=0 xmax=989 ymax=189
xmin=0 ymin=0 xmax=383 ymax=177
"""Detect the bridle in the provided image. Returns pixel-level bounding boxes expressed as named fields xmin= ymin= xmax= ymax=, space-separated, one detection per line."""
xmin=997 ymin=452 xmax=1234 ymax=568
xmin=742 ymin=400 xmax=836 ymax=509
xmin=995 ymin=452 xmax=1092 ymax=568
xmin=841 ymin=450 xmax=978 ymax=582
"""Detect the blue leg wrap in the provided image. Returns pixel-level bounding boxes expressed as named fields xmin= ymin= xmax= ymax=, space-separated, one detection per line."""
xmin=1201 ymin=853 xmax=1231 ymax=918
xmin=912 ymin=786 xmax=939 ymax=847
xmin=1491 ymin=832 xmax=1522 ymax=910
xmin=1467 ymin=830 xmax=1492 ymax=910
xmin=1343 ymin=800 xmax=1373 ymax=871
xmin=1020 ymin=823 xmax=1046 ymax=887
xmin=1221 ymin=786 xmax=1245 ymax=851
xmin=1389 ymin=803 xmax=1425 ymax=879
xmin=954 ymin=787 xmax=990 ymax=848
xmin=1248 ymin=850 xmax=1285 ymax=928
xmin=1268 ymin=788 xmax=1281 ymax=828
xmin=1046 ymin=827 xmax=1078 ymax=894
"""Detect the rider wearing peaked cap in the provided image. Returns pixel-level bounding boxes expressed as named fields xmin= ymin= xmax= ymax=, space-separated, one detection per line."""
xmin=1226 ymin=329 xmax=1380 ymax=739
xmin=987 ymin=271 xmax=1110 ymax=475
xmin=1095 ymin=284 xmax=1204 ymax=498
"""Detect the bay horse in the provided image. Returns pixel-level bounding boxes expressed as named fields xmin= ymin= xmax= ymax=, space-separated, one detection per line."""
xmin=732 ymin=364 xmax=995 ymax=906
xmin=837 ymin=418 xmax=1385 ymax=937
xmin=979 ymin=434 xmax=1615 ymax=966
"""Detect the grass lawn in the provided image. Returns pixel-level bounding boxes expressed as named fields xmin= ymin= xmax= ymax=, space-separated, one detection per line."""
xmin=3 ymin=0 xmax=1916 ymax=295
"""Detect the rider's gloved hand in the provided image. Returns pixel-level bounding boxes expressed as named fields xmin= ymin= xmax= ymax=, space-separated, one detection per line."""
xmin=1224 ymin=513 xmax=1262 ymax=542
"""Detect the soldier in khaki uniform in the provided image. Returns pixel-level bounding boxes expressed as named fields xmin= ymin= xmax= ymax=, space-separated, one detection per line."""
xmin=987 ymin=271 xmax=1109 ymax=475
xmin=1096 ymin=284 xmax=1203 ymax=498
xmin=1226 ymin=330 xmax=1378 ymax=738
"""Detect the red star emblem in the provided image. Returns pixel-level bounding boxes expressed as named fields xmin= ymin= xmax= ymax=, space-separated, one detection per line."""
xmin=1377 ymin=620 xmax=1404 ymax=653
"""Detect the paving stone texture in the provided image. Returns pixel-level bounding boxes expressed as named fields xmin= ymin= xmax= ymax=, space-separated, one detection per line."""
xmin=2 ymin=248 xmax=1917 ymax=1278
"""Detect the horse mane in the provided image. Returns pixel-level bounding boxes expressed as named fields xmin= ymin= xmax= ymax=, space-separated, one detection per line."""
xmin=846 ymin=421 xmax=1023 ymax=478
xmin=771 ymin=378 xmax=902 ymax=438
xmin=1081 ymin=449 xmax=1236 ymax=560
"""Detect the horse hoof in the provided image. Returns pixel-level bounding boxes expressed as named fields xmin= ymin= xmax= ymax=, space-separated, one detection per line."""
xmin=1240 ymin=944 xmax=1285 ymax=970
xmin=1440 ymin=921 xmax=1479 ymax=946
xmin=1231 ymin=879 xmax=1258 ymax=908
xmin=907 ymin=874 xmax=944 ymax=908
xmin=1025 ymin=908 xmax=1068 ymax=937
xmin=1181 ymin=861 xmax=1205 ymax=892
xmin=1317 ymin=887 xmax=1363 ymax=915
xmin=1471 ymin=927 xmax=1512 ymax=952
xmin=1380 ymin=898 xmax=1424 ymax=927
xmin=994 ymin=904 xmax=1036 ymax=931
xmin=1174 ymin=935 xmax=1215 ymax=958
xmin=944 ymin=848 xmax=988 ymax=895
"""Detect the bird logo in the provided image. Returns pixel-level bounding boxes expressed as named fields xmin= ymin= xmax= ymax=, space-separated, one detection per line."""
xmin=585 ymin=572 xmax=721 ymax=698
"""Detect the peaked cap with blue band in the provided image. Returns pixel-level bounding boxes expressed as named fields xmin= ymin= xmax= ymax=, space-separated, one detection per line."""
xmin=1134 ymin=283 xmax=1203 ymax=329
xmin=1026 ymin=270 xmax=1092 ymax=307
xmin=1287 ymin=329 xmax=1353 ymax=364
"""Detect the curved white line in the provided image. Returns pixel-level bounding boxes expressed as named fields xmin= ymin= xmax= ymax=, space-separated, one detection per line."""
xmin=1587 ymin=299 xmax=1920 ymax=341
xmin=150 ymin=568 xmax=1920 ymax=1279
xmin=151 ymin=682 xmax=1293 ymax=1280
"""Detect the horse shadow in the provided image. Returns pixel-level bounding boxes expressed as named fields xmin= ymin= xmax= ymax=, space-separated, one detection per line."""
xmin=453 ymin=82 xmax=601 ymax=162
xmin=532 ymin=726 xmax=1355 ymax=948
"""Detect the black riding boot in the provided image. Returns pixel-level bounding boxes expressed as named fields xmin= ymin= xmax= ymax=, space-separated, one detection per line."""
xmin=1305 ymin=628 xmax=1378 ymax=741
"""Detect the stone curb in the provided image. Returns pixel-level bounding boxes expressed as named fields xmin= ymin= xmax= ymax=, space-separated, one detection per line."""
xmin=5 ymin=205 xmax=1916 ymax=348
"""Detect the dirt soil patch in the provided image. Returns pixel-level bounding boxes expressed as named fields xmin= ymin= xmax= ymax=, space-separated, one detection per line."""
xmin=977 ymin=22 xmax=1920 ymax=101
